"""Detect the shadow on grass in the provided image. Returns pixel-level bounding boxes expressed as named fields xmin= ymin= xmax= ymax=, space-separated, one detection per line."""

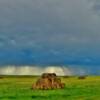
xmin=0 ymin=96 xmax=16 ymax=99
xmin=0 ymin=94 xmax=71 ymax=99
xmin=31 ymin=94 xmax=71 ymax=99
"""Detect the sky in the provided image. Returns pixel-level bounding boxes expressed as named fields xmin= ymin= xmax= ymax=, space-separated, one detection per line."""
xmin=0 ymin=0 xmax=100 ymax=66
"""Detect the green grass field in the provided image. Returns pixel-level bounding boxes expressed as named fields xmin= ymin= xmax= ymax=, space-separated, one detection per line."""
xmin=0 ymin=76 xmax=100 ymax=100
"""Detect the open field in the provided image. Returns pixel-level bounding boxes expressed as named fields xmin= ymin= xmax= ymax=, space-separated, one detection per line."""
xmin=0 ymin=76 xmax=100 ymax=100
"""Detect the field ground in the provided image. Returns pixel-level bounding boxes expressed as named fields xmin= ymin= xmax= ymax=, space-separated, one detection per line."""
xmin=0 ymin=76 xmax=100 ymax=100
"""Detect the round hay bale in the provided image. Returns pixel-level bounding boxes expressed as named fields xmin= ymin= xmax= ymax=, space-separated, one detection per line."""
xmin=32 ymin=73 xmax=65 ymax=90
xmin=78 ymin=76 xmax=86 ymax=79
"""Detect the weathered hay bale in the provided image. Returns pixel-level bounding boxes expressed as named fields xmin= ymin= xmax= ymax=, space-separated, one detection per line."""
xmin=78 ymin=76 xmax=86 ymax=79
xmin=60 ymin=83 xmax=65 ymax=88
xmin=42 ymin=73 xmax=56 ymax=79
xmin=0 ymin=76 xmax=3 ymax=79
xmin=32 ymin=73 xmax=65 ymax=90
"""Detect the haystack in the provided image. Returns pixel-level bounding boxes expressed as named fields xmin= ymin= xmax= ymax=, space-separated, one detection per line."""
xmin=78 ymin=76 xmax=86 ymax=79
xmin=32 ymin=73 xmax=65 ymax=90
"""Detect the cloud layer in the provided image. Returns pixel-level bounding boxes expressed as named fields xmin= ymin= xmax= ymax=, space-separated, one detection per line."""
xmin=0 ymin=0 xmax=100 ymax=48
xmin=0 ymin=0 xmax=100 ymax=65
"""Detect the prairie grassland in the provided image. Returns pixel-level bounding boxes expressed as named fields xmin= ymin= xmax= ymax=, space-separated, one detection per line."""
xmin=0 ymin=76 xmax=100 ymax=100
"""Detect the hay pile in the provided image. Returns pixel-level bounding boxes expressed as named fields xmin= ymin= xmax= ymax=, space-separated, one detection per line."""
xmin=78 ymin=76 xmax=86 ymax=79
xmin=32 ymin=73 xmax=65 ymax=90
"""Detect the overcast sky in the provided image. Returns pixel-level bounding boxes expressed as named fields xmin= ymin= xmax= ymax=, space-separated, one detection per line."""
xmin=0 ymin=0 xmax=100 ymax=65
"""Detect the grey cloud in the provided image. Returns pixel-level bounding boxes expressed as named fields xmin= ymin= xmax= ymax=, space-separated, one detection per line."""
xmin=0 ymin=0 xmax=100 ymax=52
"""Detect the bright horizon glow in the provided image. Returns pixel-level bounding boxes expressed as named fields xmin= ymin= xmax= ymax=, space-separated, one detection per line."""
xmin=0 ymin=65 xmax=98 ymax=75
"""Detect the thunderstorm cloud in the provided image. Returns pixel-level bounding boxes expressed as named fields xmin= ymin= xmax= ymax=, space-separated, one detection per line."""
xmin=0 ymin=0 xmax=100 ymax=66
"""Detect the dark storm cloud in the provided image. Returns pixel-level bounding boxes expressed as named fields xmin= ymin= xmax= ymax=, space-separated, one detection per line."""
xmin=0 ymin=0 xmax=100 ymax=65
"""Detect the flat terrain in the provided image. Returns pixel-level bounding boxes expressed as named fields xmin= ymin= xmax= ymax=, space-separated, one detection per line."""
xmin=0 ymin=76 xmax=100 ymax=100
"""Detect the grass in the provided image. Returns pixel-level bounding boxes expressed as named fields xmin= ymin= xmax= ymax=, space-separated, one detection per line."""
xmin=0 ymin=76 xmax=100 ymax=100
